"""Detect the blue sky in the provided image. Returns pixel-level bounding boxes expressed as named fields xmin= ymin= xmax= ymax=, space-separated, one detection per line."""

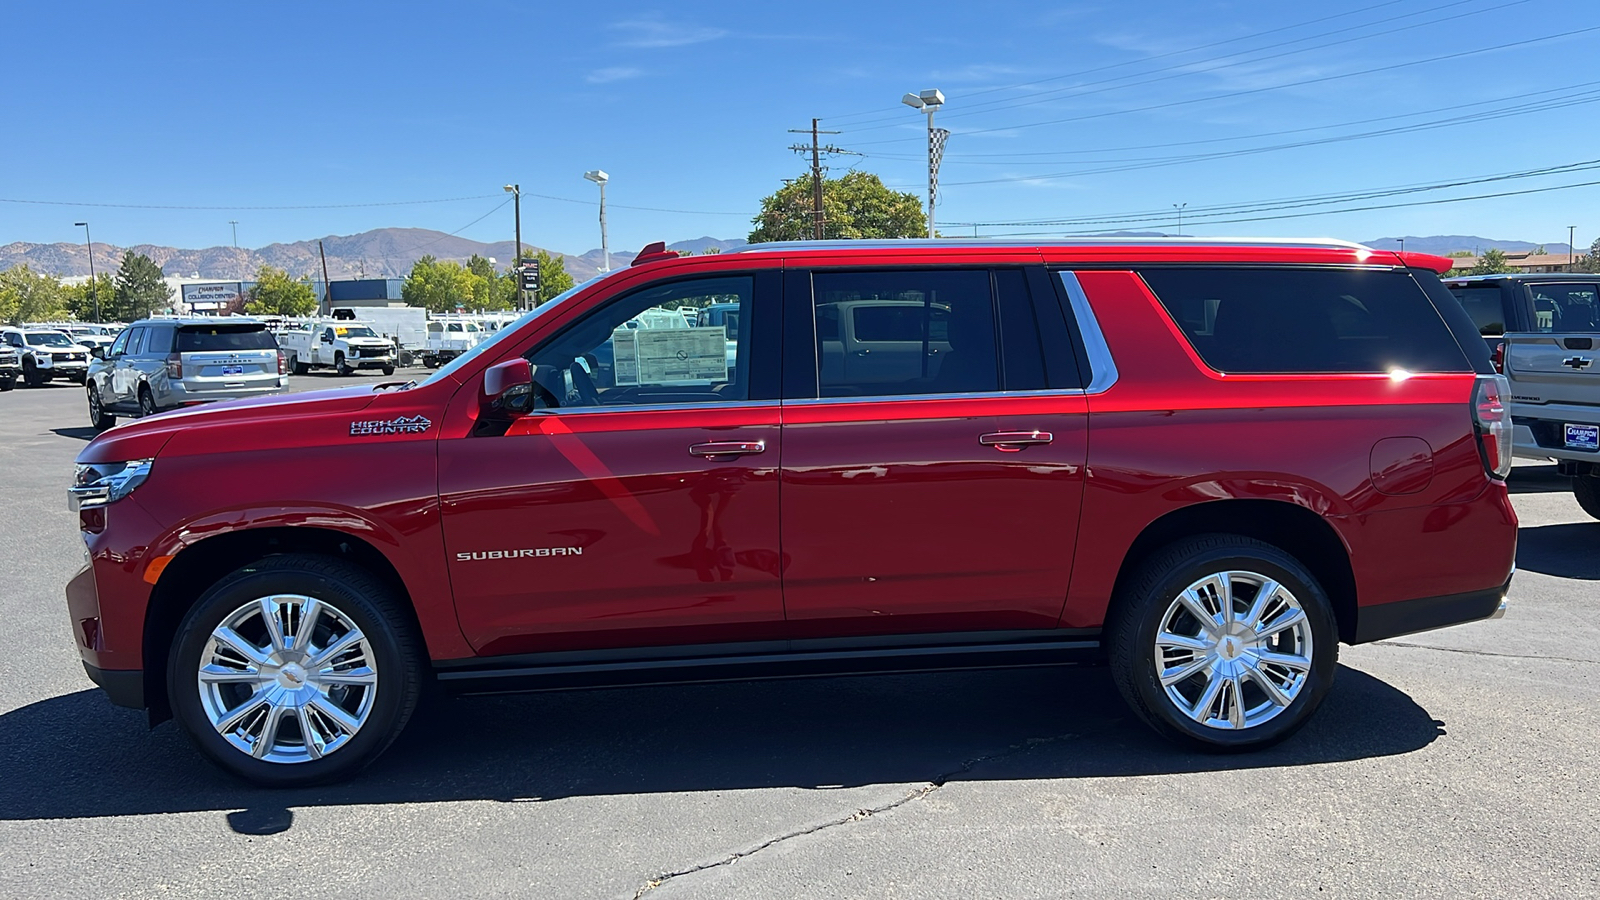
xmin=4 ymin=0 xmax=1599 ymax=258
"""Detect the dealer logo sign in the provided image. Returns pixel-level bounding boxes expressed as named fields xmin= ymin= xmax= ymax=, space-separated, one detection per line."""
xmin=350 ymin=415 xmax=432 ymax=436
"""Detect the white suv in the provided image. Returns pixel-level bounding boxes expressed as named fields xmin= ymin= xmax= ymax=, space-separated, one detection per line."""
xmin=1 ymin=328 xmax=92 ymax=387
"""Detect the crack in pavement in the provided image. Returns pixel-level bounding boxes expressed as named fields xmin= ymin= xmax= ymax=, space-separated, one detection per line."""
xmin=1373 ymin=640 xmax=1598 ymax=666
xmin=627 ymin=733 xmax=1076 ymax=898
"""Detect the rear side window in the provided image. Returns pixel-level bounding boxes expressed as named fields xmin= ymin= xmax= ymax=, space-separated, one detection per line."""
xmin=1526 ymin=283 xmax=1600 ymax=333
xmin=1141 ymin=268 xmax=1469 ymax=374
xmin=1449 ymin=287 xmax=1507 ymax=336
xmin=177 ymin=325 xmax=277 ymax=352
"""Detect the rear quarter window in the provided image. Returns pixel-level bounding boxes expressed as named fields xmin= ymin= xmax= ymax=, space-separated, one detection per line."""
xmin=1140 ymin=267 xmax=1470 ymax=374
xmin=1448 ymin=287 xmax=1507 ymax=336
xmin=177 ymin=325 xmax=278 ymax=352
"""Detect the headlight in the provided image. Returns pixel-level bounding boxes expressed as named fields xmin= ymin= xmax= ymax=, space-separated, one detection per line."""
xmin=69 ymin=459 xmax=154 ymax=510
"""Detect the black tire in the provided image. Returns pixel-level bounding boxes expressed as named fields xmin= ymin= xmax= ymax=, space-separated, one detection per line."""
xmin=1574 ymin=475 xmax=1600 ymax=520
xmin=1106 ymin=534 xmax=1339 ymax=752
xmin=22 ymin=360 xmax=43 ymax=387
xmin=291 ymin=354 xmax=310 ymax=377
xmin=0 ymin=373 xmax=13 ymax=392
xmin=381 ymin=364 xmax=395 ymax=377
xmin=166 ymin=554 xmax=423 ymax=787
xmin=138 ymin=386 xmax=158 ymax=418
xmin=87 ymin=385 xmax=116 ymax=431
xmin=68 ymin=372 xmax=87 ymax=385
xmin=335 ymin=353 xmax=352 ymax=377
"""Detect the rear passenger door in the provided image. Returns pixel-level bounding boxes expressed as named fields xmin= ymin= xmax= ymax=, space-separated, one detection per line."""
xmin=779 ymin=266 xmax=1090 ymax=639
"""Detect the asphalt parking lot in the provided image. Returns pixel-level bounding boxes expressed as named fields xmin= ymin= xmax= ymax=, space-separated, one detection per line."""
xmin=1 ymin=374 xmax=1596 ymax=899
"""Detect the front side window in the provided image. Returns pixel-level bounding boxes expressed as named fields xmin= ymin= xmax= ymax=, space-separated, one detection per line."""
xmin=812 ymin=269 xmax=997 ymax=398
xmin=126 ymin=328 xmax=146 ymax=357
xmin=108 ymin=329 xmax=130 ymax=356
xmin=1142 ymin=267 xmax=1470 ymax=374
xmin=528 ymin=275 xmax=753 ymax=410
xmin=1527 ymin=283 xmax=1600 ymax=333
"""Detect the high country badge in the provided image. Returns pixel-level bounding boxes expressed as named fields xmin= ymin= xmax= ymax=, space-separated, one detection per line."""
xmin=350 ymin=415 xmax=432 ymax=436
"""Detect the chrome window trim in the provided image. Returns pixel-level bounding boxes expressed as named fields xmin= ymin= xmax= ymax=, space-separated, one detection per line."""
xmin=782 ymin=388 xmax=1087 ymax=406
xmin=1056 ymin=271 xmax=1120 ymax=394
xmin=530 ymin=398 xmax=776 ymax=416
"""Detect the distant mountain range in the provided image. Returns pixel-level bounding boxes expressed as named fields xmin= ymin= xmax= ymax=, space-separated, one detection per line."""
xmin=0 ymin=230 xmax=750 ymax=283
xmin=0 ymin=229 xmax=1576 ymax=283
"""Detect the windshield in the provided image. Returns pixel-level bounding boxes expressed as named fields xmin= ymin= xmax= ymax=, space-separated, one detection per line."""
xmin=415 ymin=275 xmax=606 ymax=388
xmin=336 ymin=325 xmax=379 ymax=338
xmin=27 ymin=332 xmax=75 ymax=348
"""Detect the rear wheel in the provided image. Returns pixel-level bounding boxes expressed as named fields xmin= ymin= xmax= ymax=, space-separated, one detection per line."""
xmin=291 ymin=353 xmax=310 ymax=377
xmin=138 ymin=386 xmax=158 ymax=418
xmin=166 ymin=554 xmax=422 ymax=786
xmin=87 ymin=385 xmax=116 ymax=430
xmin=1574 ymin=475 xmax=1600 ymax=520
xmin=1107 ymin=534 xmax=1338 ymax=752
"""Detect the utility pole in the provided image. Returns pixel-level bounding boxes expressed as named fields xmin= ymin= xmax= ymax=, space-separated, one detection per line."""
xmin=504 ymin=185 xmax=523 ymax=307
xmin=788 ymin=119 xmax=857 ymax=240
xmin=1570 ymin=225 xmax=1578 ymax=271
xmin=74 ymin=222 xmax=99 ymax=322
xmin=318 ymin=240 xmax=333 ymax=315
xmin=1173 ymin=203 xmax=1188 ymax=237
xmin=229 ymin=220 xmax=239 ymax=248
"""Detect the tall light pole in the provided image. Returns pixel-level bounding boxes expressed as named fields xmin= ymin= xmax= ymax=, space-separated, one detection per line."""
xmin=902 ymin=89 xmax=947 ymax=238
xmin=503 ymin=184 xmax=522 ymax=307
xmin=1173 ymin=203 xmax=1188 ymax=237
xmin=74 ymin=222 xmax=99 ymax=322
xmin=228 ymin=220 xmax=239 ymax=248
xmin=584 ymin=170 xmax=610 ymax=272
xmin=1570 ymin=225 xmax=1578 ymax=271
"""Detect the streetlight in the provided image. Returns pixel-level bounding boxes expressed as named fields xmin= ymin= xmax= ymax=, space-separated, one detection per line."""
xmin=74 ymin=221 xmax=99 ymax=322
xmin=228 ymin=220 xmax=239 ymax=248
xmin=503 ymin=184 xmax=522 ymax=307
xmin=901 ymin=89 xmax=947 ymax=239
xmin=1172 ymin=203 xmax=1187 ymax=236
xmin=1570 ymin=225 xmax=1578 ymax=271
xmin=584 ymin=170 xmax=610 ymax=272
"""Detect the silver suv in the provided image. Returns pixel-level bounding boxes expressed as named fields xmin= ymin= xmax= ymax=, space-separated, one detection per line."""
xmin=86 ymin=318 xmax=288 ymax=430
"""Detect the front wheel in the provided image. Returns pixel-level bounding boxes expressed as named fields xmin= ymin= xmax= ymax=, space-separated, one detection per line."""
xmin=68 ymin=372 xmax=87 ymax=385
xmin=0 ymin=373 xmax=14 ymax=392
xmin=1573 ymin=475 xmax=1600 ymax=520
xmin=138 ymin=386 xmax=159 ymax=418
xmin=381 ymin=365 xmax=395 ymax=376
xmin=87 ymin=385 xmax=116 ymax=431
xmin=166 ymin=554 xmax=422 ymax=786
xmin=22 ymin=361 xmax=44 ymax=387
xmin=335 ymin=353 xmax=352 ymax=377
xmin=1107 ymin=534 xmax=1338 ymax=752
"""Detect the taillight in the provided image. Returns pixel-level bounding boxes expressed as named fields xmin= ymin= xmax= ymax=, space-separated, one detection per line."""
xmin=1473 ymin=374 xmax=1512 ymax=480
xmin=1491 ymin=342 xmax=1505 ymax=374
xmin=277 ymin=350 xmax=287 ymax=375
xmin=165 ymin=353 xmax=182 ymax=379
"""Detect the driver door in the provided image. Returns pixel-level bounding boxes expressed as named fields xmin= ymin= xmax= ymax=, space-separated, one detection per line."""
xmin=438 ymin=270 xmax=785 ymax=657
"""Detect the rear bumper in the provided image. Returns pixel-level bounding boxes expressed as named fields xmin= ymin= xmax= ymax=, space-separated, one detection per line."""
xmin=1352 ymin=575 xmax=1513 ymax=644
xmin=83 ymin=662 xmax=144 ymax=709
xmin=1512 ymin=405 xmax=1600 ymax=462
xmin=166 ymin=377 xmax=288 ymax=405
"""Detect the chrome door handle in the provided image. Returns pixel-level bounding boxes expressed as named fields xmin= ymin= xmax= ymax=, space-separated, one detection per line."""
xmin=689 ymin=440 xmax=766 ymax=458
xmin=979 ymin=431 xmax=1054 ymax=452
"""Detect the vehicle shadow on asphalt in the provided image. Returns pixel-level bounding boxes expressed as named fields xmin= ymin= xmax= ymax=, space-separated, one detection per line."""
xmin=1516 ymin=522 xmax=1600 ymax=579
xmin=0 ymin=664 xmax=1442 ymax=830
xmin=1506 ymin=464 xmax=1569 ymax=494
xmin=49 ymin=427 xmax=98 ymax=442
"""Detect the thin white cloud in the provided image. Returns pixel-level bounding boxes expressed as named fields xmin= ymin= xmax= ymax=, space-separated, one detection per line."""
xmin=586 ymin=66 xmax=644 ymax=84
xmin=611 ymin=17 xmax=727 ymax=48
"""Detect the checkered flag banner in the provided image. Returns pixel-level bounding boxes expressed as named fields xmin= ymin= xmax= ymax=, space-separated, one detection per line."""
xmin=929 ymin=127 xmax=951 ymax=199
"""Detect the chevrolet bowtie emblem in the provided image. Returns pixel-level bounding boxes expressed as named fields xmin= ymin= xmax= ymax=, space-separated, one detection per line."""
xmin=1563 ymin=356 xmax=1593 ymax=370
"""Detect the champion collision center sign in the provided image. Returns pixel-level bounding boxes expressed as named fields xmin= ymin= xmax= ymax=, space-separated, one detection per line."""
xmin=181 ymin=282 xmax=245 ymax=311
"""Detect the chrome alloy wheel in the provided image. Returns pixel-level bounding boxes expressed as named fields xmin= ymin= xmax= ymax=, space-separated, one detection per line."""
xmin=1154 ymin=570 xmax=1314 ymax=731
xmin=197 ymin=594 xmax=378 ymax=763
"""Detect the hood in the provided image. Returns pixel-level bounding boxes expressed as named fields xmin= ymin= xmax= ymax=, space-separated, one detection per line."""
xmin=78 ymin=383 xmax=383 ymax=465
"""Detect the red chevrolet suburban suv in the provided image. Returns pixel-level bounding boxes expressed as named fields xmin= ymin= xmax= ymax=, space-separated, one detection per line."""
xmin=66 ymin=238 xmax=1517 ymax=786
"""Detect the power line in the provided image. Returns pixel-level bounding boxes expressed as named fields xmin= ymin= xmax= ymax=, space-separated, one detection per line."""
xmin=822 ymin=0 xmax=1418 ymax=124
xmin=837 ymin=0 xmax=1506 ymax=131
xmin=848 ymin=23 xmax=1600 ymax=146
xmin=0 ymin=191 xmax=750 ymax=217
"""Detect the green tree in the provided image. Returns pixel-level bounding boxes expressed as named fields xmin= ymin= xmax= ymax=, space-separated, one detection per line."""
xmin=245 ymin=265 xmax=317 ymax=316
xmin=465 ymin=254 xmax=514 ymax=310
xmin=402 ymin=255 xmax=485 ymax=312
xmin=64 ymin=273 xmax=116 ymax=322
xmin=1575 ymin=237 xmax=1600 ymax=274
xmin=527 ymin=248 xmax=575 ymax=305
xmin=749 ymin=171 xmax=926 ymax=243
xmin=1470 ymin=248 xmax=1512 ymax=276
xmin=0 ymin=265 xmax=69 ymax=325
xmin=113 ymin=251 xmax=173 ymax=321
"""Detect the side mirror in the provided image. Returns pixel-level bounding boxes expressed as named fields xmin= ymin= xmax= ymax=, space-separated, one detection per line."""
xmin=480 ymin=358 xmax=533 ymax=419
xmin=90 ymin=347 xmax=104 ymax=360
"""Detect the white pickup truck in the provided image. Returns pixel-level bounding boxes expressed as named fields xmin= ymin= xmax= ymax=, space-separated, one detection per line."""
xmin=276 ymin=320 xmax=397 ymax=376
